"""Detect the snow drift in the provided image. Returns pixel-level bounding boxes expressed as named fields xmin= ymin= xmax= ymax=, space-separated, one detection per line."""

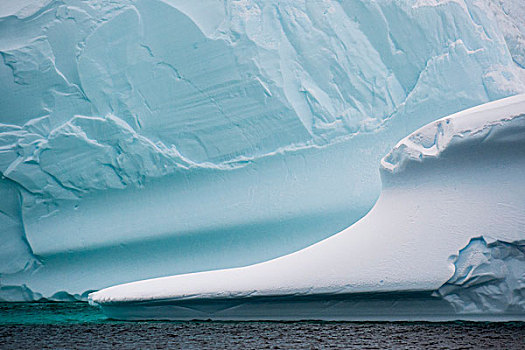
xmin=1 ymin=0 xmax=525 ymax=300
xmin=90 ymin=95 xmax=525 ymax=321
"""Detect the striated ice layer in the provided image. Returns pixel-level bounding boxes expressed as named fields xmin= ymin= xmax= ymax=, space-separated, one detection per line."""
xmin=90 ymin=95 xmax=525 ymax=321
xmin=1 ymin=0 xmax=525 ymax=300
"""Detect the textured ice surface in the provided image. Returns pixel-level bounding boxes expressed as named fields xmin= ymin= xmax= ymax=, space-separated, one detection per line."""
xmin=90 ymin=95 xmax=525 ymax=320
xmin=437 ymin=238 xmax=525 ymax=315
xmin=1 ymin=0 xmax=525 ymax=300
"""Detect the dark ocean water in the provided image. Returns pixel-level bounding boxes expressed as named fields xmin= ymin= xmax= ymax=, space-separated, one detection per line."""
xmin=0 ymin=303 xmax=523 ymax=349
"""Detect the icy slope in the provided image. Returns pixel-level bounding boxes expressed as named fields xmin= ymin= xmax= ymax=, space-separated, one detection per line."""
xmin=90 ymin=95 xmax=525 ymax=320
xmin=1 ymin=0 xmax=525 ymax=300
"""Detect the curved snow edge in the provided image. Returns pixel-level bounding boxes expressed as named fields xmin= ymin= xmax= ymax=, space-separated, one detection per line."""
xmin=381 ymin=94 xmax=525 ymax=174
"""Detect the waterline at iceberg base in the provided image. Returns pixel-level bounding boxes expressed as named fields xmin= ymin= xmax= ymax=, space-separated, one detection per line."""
xmin=90 ymin=95 xmax=525 ymax=321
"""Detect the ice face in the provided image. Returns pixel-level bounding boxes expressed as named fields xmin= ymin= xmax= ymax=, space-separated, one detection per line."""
xmin=1 ymin=0 xmax=525 ymax=300
xmin=90 ymin=95 xmax=525 ymax=321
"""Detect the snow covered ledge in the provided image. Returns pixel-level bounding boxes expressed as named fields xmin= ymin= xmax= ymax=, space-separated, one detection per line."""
xmin=90 ymin=95 xmax=525 ymax=321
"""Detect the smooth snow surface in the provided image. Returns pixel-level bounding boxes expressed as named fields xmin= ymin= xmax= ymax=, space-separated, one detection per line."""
xmin=1 ymin=0 xmax=525 ymax=300
xmin=90 ymin=95 xmax=525 ymax=321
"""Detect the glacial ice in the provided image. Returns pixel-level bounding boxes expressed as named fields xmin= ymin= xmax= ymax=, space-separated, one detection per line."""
xmin=436 ymin=238 xmax=525 ymax=315
xmin=1 ymin=0 xmax=525 ymax=300
xmin=90 ymin=94 xmax=525 ymax=321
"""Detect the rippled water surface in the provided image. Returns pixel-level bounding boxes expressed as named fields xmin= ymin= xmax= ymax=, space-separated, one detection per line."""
xmin=0 ymin=303 xmax=523 ymax=349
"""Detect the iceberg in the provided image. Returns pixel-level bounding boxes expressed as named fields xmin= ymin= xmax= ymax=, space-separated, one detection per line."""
xmin=90 ymin=94 xmax=525 ymax=321
xmin=1 ymin=0 xmax=525 ymax=300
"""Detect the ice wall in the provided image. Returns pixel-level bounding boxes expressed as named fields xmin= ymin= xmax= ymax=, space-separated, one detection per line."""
xmin=1 ymin=0 xmax=525 ymax=300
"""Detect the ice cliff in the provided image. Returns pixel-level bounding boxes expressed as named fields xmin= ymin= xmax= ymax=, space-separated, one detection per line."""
xmin=90 ymin=94 xmax=525 ymax=321
xmin=1 ymin=0 xmax=525 ymax=300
